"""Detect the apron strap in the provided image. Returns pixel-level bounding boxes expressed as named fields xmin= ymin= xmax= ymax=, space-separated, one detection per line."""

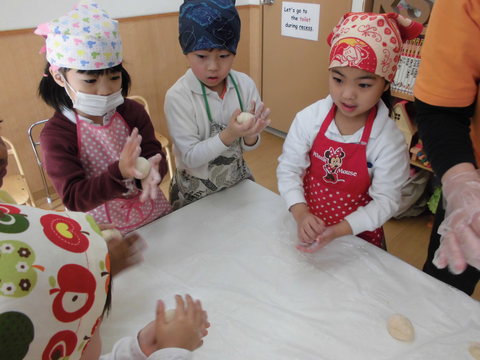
xmin=228 ymin=73 xmax=244 ymax=112
xmin=319 ymin=105 xmax=337 ymax=134
xmin=359 ymin=106 xmax=377 ymax=145
xmin=319 ymin=104 xmax=377 ymax=146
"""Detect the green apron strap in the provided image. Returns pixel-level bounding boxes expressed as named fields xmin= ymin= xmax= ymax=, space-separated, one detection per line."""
xmin=199 ymin=72 xmax=244 ymax=123
xmin=228 ymin=73 xmax=244 ymax=112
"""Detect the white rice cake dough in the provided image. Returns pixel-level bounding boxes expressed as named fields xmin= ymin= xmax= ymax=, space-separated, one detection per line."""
xmin=101 ymin=228 xmax=123 ymax=242
xmin=135 ymin=157 xmax=151 ymax=179
xmin=470 ymin=343 xmax=480 ymax=360
xmin=387 ymin=314 xmax=415 ymax=342
xmin=236 ymin=112 xmax=255 ymax=124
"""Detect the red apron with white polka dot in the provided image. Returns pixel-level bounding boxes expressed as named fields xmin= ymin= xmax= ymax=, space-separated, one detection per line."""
xmin=303 ymin=105 xmax=384 ymax=248
xmin=77 ymin=112 xmax=171 ymax=234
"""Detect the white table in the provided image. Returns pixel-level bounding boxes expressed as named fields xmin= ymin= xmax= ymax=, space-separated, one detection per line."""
xmin=102 ymin=180 xmax=480 ymax=359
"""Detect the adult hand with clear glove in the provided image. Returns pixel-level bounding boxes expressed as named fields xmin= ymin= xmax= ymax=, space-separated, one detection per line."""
xmin=433 ymin=165 xmax=480 ymax=274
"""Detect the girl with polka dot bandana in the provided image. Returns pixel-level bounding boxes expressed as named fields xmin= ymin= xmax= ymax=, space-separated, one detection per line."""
xmin=35 ymin=0 xmax=171 ymax=234
xmin=277 ymin=12 xmax=422 ymax=252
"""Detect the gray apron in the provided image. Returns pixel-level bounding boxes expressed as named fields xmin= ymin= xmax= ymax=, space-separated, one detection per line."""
xmin=169 ymin=74 xmax=253 ymax=209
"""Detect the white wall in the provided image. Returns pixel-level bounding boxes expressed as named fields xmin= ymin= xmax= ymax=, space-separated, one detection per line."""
xmin=0 ymin=0 xmax=365 ymax=31
xmin=0 ymin=0 xmax=259 ymax=31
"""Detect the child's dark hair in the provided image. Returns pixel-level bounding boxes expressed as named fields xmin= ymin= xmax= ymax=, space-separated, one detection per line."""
xmin=38 ymin=63 xmax=131 ymax=112
xmin=381 ymin=86 xmax=392 ymax=112
xmin=102 ymin=271 xmax=113 ymax=317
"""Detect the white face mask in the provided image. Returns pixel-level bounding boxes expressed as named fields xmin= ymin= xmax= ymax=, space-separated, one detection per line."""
xmin=63 ymin=77 xmax=124 ymax=116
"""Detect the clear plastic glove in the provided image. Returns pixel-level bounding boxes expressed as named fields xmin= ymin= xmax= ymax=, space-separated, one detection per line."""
xmin=139 ymin=154 xmax=162 ymax=202
xmin=119 ymin=128 xmax=143 ymax=179
xmin=138 ymin=294 xmax=210 ymax=356
xmin=433 ymin=169 xmax=480 ymax=274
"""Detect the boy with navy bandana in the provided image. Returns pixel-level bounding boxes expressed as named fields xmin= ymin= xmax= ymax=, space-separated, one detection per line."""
xmin=165 ymin=0 xmax=271 ymax=209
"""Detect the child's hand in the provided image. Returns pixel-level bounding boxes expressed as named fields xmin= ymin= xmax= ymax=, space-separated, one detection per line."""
xmin=243 ymin=100 xmax=271 ymax=146
xmin=140 ymin=154 xmax=162 ymax=202
xmin=290 ymin=203 xmax=325 ymax=246
xmin=104 ymin=229 xmax=146 ymax=276
xmin=138 ymin=295 xmax=209 ymax=356
xmin=119 ymin=128 xmax=143 ymax=179
xmin=295 ymin=213 xmax=325 ymax=248
xmin=297 ymin=220 xmax=353 ymax=253
xmin=219 ymin=109 xmax=249 ymax=146
xmin=220 ymin=101 xmax=271 ymax=146
xmin=297 ymin=226 xmax=335 ymax=253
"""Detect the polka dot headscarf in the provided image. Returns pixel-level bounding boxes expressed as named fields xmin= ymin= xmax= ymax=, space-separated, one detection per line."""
xmin=327 ymin=12 xmax=423 ymax=82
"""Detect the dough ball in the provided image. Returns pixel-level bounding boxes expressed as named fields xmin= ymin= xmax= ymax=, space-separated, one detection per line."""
xmin=135 ymin=157 xmax=151 ymax=179
xmin=387 ymin=314 xmax=415 ymax=342
xmin=236 ymin=112 xmax=255 ymax=124
xmin=101 ymin=228 xmax=122 ymax=242
xmin=165 ymin=309 xmax=176 ymax=322
xmin=469 ymin=343 xmax=480 ymax=360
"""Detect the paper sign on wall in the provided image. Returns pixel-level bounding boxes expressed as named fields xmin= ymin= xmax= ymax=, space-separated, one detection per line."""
xmin=281 ymin=2 xmax=320 ymax=41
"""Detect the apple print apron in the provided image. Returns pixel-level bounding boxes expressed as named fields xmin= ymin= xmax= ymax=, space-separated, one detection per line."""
xmin=77 ymin=112 xmax=171 ymax=234
xmin=304 ymin=105 xmax=385 ymax=248
xmin=0 ymin=203 xmax=109 ymax=359
xmin=169 ymin=73 xmax=252 ymax=209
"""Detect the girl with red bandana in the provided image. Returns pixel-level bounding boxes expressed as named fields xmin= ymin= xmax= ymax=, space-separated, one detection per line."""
xmin=277 ymin=12 xmax=422 ymax=252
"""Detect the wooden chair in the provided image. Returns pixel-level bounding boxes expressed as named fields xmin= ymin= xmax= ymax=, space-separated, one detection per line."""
xmin=1 ymin=136 xmax=35 ymax=206
xmin=27 ymin=119 xmax=55 ymax=205
xmin=127 ymin=95 xmax=174 ymax=179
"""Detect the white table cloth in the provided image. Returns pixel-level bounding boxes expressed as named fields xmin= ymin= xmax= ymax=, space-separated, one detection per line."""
xmin=101 ymin=180 xmax=480 ymax=359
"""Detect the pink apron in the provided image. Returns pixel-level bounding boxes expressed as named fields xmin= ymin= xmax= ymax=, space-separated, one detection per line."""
xmin=77 ymin=112 xmax=171 ymax=234
xmin=303 ymin=105 xmax=385 ymax=248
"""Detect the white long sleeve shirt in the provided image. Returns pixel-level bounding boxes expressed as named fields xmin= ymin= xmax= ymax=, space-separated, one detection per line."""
xmin=100 ymin=336 xmax=192 ymax=360
xmin=164 ymin=68 xmax=262 ymax=179
xmin=277 ymin=96 xmax=410 ymax=235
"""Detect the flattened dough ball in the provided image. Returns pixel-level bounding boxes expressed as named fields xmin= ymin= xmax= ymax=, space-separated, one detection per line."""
xmin=135 ymin=157 xmax=151 ymax=179
xmin=387 ymin=314 xmax=415 ymax=342
xmin=101 ymin=228 xmax=123 ymax=242
xmin=236 ymin=112 xmax=255 ymax=124
xmin=469 ymin=342 xmax=480 ymax=360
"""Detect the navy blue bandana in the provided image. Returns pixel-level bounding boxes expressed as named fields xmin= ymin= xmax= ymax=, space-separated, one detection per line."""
xmin=179 ymin=0 xmax=240 ymax=54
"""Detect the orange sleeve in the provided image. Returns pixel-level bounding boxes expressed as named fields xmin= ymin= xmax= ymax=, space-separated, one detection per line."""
xmin=414 ymin=0 xmax=480 ymax=107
